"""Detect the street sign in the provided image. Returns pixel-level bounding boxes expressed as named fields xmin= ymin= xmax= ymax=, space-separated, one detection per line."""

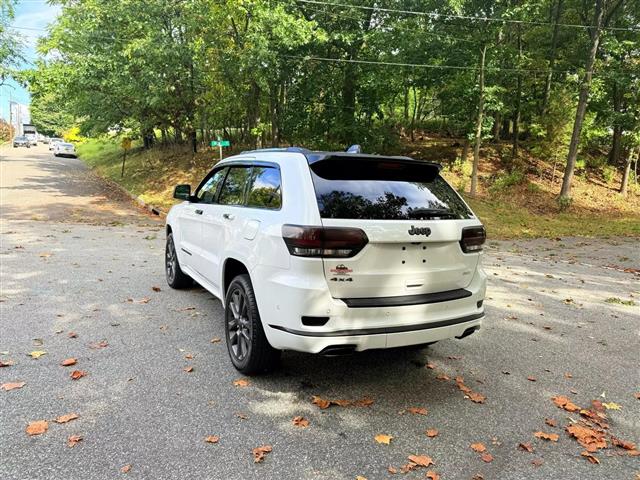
xmin=210 ymin=140 xmax=230 ymax=147
xmin=121 ymin=138 xmax=132 ymax=150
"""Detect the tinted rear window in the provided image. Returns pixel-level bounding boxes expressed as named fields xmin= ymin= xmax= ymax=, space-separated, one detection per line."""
xmin=310 ymin=158 xmax=473 ymax=220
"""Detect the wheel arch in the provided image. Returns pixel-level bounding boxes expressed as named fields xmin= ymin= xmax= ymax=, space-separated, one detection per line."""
xmin=222 ymin=257 xmax=250 ymax=301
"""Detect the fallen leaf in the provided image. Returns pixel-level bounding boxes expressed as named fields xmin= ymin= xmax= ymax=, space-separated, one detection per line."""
xmin=467 ymin=391 xmax=486 ymax=403
xmin=374 ymin=434 xmax=393 ymax=445
xmin=552 ymin=395 xmax=580 ymax=412
xmin=210 ymin=337 xmax=221 ymax=343
xmin=121 ymin=464 xmax=132 ymax=473
xmin=531 ymin=458 xmax=544 ymax=467
xmin=152 ymin=286 xmax=161 ymax=292
xmin=407 ymin=455 xmax=434 ymax=467
xmin=518 ymin=442 xmax=534 ymax=452
xmin=635 ymin=392 xmax=640 ymax=400
xmin=407 ymin=407 xmax=428 ymax=416
xmin=68 ymin=332 xmax=78 ymax=338
xmin=581 ymin=451 xmax=600 ymax=464
xmin=481 ymin=453 xmax=494 ymax=463
xmin=566 ymin=424 xmax=607 ymax=451
xmin=527 ymin=376 xmax=537 ymax=382
xmin=234 ymin=378 xmax=250 ymax=387
xmin=39 ymin=252 xmax=52 ymax=258
xmin=183 ymin=366 xmax=194 ymax=373
xmin=602 ymin=402 xmax=621 ymax=410
xmin=355 ymin=477 xmax=367 ymax=480
xmin=425 ymin=471 xmax=440 ymax=480
xmin=400 ymin=463 xmax=417 ymax=473
xmin=26 ymin=420 xmax=48 ymax=436
xmin=205 ymin=435 xmax=219 ymax=443
xmin=67 ymin=434 xmax=82 ymax=447
xmin=61 ymin=358 xmax=77 ymax=367
xmin=425 ymin=362 xmax=436 ymax=369
xmin=534 ymin=431 xmax=559 ymax=442
xmin=235 ymin=412 xmax=249 ymax=420
xmin=436 ymin=374 xmax=449 ymax=381
xmin=28 ymin=351 xmax=46 ymax=359
xmin=70 ymin=370 xmax=87 ymax=380
xmin=184 ymin=354 xmax=193 ymax=359
xmin=470 ymin=442 xmax=486 ymax=453
xmin=353 ymin=397 xmax=374 ymax=407
xmin=425 ymin=429 xmax=439 ymax=438
xmin=55 ymin=413 xmax=79 ymax=424
xmin=545 ymin=418 xmax=557 ymax=427
xmin=1 ymin=382 xmax=25 ymax=391
xmin=293 ymin=416 xmax=310 ymax=428
xmin=253 ymin=445 xmax=272 ymax=463
xmin=312 ymin=396 xmax=331 ymax=409
xmin=0 ymin=360 xmax=14 ymax=367
xmin=387 ymin=466 xmax=398 ymax=474
xmin=610 ymin=436 xmax=636 ymax=450
xmin=564 ymin=372 xmax=573 ymax=378
xmin=89 ymin=340 xmax=108 ymax=349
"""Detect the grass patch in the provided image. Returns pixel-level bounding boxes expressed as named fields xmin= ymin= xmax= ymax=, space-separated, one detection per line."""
xmin=604 ymin=297 xmax=636 ymax=306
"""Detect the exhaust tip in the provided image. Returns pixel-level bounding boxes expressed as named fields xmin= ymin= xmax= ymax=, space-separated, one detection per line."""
xmin=319 ymin=345 xmax=357 ymax=356
xmin=456 ymin=326 xmax=480 ymax=340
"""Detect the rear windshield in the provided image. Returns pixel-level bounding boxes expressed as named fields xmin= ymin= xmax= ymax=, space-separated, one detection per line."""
xmin=310 ymin=158 xmax=473 ymax=220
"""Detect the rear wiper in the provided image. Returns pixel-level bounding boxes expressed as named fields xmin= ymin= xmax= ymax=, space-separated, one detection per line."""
xmin=407 ymin=208 xmax=457 ymax=219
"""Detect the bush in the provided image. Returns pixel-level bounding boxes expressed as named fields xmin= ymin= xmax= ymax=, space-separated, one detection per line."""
xmin=489 ymin=170 xmax=525 ymax=193
xmin=602 ymin=165 xmax=616 ymax=184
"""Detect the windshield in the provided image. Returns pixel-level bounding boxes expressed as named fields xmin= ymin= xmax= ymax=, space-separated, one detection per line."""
xmin=310 ymin=158 xmax=473 ymax=220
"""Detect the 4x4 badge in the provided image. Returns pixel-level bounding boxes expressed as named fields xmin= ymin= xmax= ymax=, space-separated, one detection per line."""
xmin=408 ymin=226 xmax=431 ymax=236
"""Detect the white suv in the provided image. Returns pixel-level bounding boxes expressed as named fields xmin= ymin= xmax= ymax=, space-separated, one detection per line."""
xmin=166 ymin=147 xmax=486 ymax=373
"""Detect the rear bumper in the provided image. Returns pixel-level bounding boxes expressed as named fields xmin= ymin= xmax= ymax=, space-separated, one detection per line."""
xmin=254 ymin=263 xmax=487 ymax=353
xmin=267 ymin=314 xmax=483 ymax=354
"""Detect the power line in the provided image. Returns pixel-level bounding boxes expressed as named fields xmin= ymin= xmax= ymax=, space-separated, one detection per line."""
xmin=283 ymin=54 xmax=583 ymax=75
xmin=294 ymin=0 xmax=640 ymax=32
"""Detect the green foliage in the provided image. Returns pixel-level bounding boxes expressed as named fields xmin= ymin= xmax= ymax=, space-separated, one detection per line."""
xmin=489 ymin=170 xmax=526 ymax=193
xmin=18 ymin=0 xmax=640 ymax=205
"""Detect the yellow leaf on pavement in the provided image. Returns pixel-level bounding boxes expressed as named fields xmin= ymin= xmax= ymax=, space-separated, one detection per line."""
xmin=28 ymin=351 xmax=47 ymax=359
xmin=374 ymin=434 xmax=393 ymax=445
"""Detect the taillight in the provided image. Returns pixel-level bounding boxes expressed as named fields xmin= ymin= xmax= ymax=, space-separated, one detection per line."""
xmin=460 ymin=226 xmax=486 ymax=253
xmin=282 ymin=224 xmax=368 ymax=258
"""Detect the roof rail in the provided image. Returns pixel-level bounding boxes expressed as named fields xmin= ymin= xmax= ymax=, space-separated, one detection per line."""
xmin=240 ymin=146 xmax=312 ymax=154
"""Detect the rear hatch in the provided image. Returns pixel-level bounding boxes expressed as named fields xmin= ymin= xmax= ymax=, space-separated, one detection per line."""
xmin=309 ymin=155 xmax=483 ymax=300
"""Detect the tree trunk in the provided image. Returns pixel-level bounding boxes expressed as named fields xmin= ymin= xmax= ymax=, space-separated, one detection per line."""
xmin=512 ymin=23 xmax=522 ymax=159
xmin=620 ymin=148 xmax=635 ymax=195
xmin=269 ymin=83 xmax=279 ymax=147
xmin=341 ymin=58 xmax=357 ymax=144
xmin=559 ymin=0 xmax=605 ymax=201
xmin=461 ymin=137 xmax=470 ymax=162
xmin=410 ymin=85 xmax=417 ymax=142
xmin=470 ymin=45 xmax=487 ymax=197
xmin=541 ymin=0 xmax=564 ymax=117
xmin=493 ymin=112 xmax=501 ymax=141
xmin=608 ymin=84 xmax=623 ymax=165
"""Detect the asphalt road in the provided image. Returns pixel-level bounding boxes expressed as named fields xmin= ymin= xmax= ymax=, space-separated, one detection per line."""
xmin=1 ymin=143 xmax=639 ymax=480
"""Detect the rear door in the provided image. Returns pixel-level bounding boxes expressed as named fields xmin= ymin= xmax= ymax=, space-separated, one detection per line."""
xmin=309 ymin=156 xmax=482 ymax=299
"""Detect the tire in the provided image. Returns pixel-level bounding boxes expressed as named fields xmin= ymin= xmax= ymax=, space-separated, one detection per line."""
xmin=225 ymin=274 xmax=281 ymax=374
xmin=165 ymin=232 xmax=191 ymax=289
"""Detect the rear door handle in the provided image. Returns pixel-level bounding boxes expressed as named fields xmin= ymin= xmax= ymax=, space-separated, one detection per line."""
xmin=222 ymin=213 xmax=235 ymax=220
xmin=194 ymin=209 xmax=203 ymax=215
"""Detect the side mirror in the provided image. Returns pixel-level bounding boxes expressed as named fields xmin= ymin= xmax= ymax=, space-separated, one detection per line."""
xmin=173 ymin=184 xmax=191 ymax=200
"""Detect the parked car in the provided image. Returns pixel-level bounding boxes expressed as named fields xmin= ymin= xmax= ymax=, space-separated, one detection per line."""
xmin=165 ymin=147 xmax=486 ymax=374
xmin=53 ymin=142 xmax=77 ymax=158
xmin=49 ymin=138 xmax=64 ymax=150
xmin=12 ymin=136 xmax=31 ymax=148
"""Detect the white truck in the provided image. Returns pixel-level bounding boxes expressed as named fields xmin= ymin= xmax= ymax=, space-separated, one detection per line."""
xmin=23 ymin=124 xmax=38 ymax=146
